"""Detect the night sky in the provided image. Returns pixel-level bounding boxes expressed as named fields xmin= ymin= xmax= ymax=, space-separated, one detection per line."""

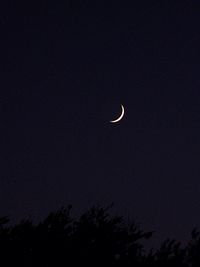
xmin=1 ymin=1 xmax=200 ymax=244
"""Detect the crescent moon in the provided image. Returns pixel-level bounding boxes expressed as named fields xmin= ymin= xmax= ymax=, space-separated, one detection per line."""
xmin=110 ymin=104 xmax=125 ymax=123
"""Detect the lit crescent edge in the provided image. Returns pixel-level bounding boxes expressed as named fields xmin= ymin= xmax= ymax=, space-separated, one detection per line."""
xmin=110 ymin=105 xmax=125 ymax=123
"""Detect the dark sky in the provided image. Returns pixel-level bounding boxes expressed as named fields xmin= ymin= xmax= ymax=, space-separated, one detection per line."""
xmin=1 ymin=0 xmax=200 ymax=244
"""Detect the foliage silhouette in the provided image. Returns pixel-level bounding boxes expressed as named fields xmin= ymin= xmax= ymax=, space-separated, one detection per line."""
xmin=0 ymin=205 xmax=200 ymax=266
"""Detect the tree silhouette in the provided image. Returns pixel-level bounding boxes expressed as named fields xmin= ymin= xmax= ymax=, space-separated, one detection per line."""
xmin=70 ymin=205 xmax=152 ymax=266
xmin=0 ymin=204 xmax=200 ymax=266
xmin=186 ymin=228 xmax=200 ymax=267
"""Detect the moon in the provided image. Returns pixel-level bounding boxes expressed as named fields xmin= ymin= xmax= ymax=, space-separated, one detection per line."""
xmin=110 ymin=104 xmax=125 ymax=123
